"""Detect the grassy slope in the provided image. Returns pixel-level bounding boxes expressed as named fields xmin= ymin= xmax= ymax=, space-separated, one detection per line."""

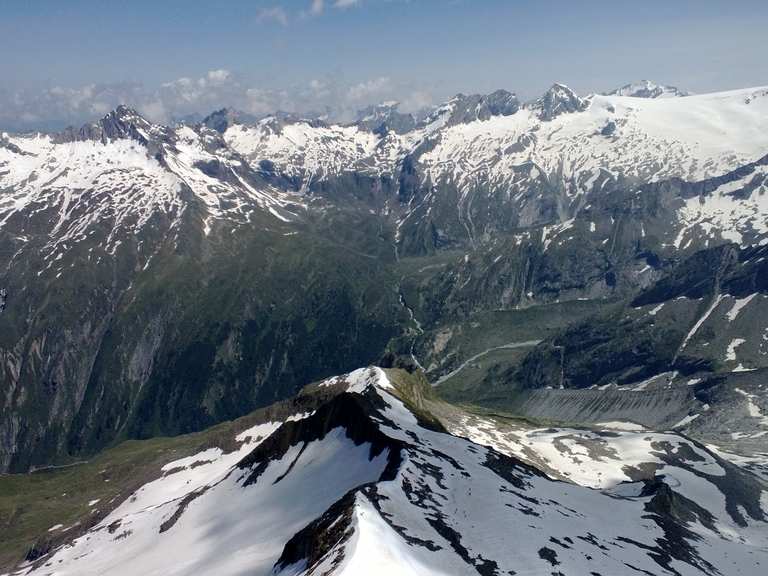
xmin=0 ymin=432 xmax=207 ymax=570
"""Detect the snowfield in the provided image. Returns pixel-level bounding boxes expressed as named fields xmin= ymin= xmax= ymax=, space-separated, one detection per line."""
xmin=0 ymin=112 xmax=301 ymax=261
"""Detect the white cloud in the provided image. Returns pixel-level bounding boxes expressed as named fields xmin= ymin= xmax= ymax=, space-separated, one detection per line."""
xmin=244 ymin=88 xmax=277 ymax=115
xmin=206 ymin=69 xmax=232 ymax=84
xmin=141 ymin=100 xmax=167 ymax=123
xmin=304 ymin=0 xmax=360 ymax=18
xmin=346 ymin=77 xmax=392 ymax=102
xmin=400 ymin=90 xmax=434 ymax=113
xmin=309 ymin=79 xmax=331 ymax=98
xmin=309 ymin=0 xmax=324 ymax=15
xmin=0 ymin=71 xmax=435 ymax=132
xmin=257 ymin=6 xmax=289 ymax=26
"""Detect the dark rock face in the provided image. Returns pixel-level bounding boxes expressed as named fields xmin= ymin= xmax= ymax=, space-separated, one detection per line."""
xmin=446 ymin=90 xmax=521 ymax=124
xmin=479 ymin=89 xmax=522 ymax=118
xmin=632 ymin=244 xmax=741 ymax=306
xmin=236 ymin=391 xmax=404 ymax=485
xmin=56 ymin=106 xmax=175 ymax=147
xmin=202 ymin=108 xmax=237 ymax=133
xmin=462 ymin=240 xmax=768 ymax=436
xmin=416 ymin=90 xmax=521 ymax=132
xmin=245 ymin=389 xmax=408 ymax=573
xmin=273 ymin=490 xmax=358 ymax=573
xmin=601 ymin=120 xmax=617 ymax=136
xmin=0 ymin=181 xmax=404 ymax=472
xmin=201 ymin=108 xmax=260 ymax=133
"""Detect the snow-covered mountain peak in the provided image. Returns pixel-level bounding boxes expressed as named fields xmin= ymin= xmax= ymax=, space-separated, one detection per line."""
xmin=317 ymin=367 xmax=394 ymax=395
xmin=529 ymin=83 xmax=589 ymax=120
xmin=12 ymin=367 xmax=768 ymax=576
xmin=4 ymin=83 xmax=768 ymax=268
xmin=58 ymin=105 xmax=173 ymax=147
xmin=423 ymin=89 xmax=522 ymax=129
xmin=0 ymin=113 xmax=302 ymax=269
xmin=608 ymin=80 xmax=691 ymax=98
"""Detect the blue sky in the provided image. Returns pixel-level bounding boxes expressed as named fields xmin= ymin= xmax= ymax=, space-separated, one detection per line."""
xmin=1 ymin=0 xmax=766 ymax=130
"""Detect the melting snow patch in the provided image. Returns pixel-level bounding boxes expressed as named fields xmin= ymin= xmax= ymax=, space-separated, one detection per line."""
xmin=595 ymin=421 xmax=646 ymax=431
xmin=735 ymin=388 xmax=768 ymax=427
xmin=648 ymin=302 xmax=665 ymax=316
xmin=726 ymin=338 xmax=746 ymax=361
xmin=727 ymin=294 xmax=757 ymax=321
xmin=672 ymin=414 xmax=701 ymax=428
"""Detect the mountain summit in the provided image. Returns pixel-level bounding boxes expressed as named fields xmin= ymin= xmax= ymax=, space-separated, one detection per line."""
xmin=6 ymin=368 xmax=767 ymax=576
xmin=530 ymin=83 xmax=589 ymax=120
xmin=608 ymin=80 xmax=691 ymax=98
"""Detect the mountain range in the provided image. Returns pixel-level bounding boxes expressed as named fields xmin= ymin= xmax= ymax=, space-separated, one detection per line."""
xmin=1 ymin=80 xmax=767 ymax=574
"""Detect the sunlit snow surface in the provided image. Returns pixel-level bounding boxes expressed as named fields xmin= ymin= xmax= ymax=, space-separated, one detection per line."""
xmin=419 ymin=88 xmax=768 ymax=188
xmin=0 ymin=123 xmax=300 ymax=257
xmin=223 ymin=88 xmax=768 ymax=192
xmin=13 ymin=367 xmax=768 ymax=576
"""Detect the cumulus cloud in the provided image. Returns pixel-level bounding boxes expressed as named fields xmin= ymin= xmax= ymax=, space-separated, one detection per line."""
xmin=346 ymin=77 xmax=393 ymax=102
xmin=400 ymin=90 xmax=434 ymax=113
xmin=0 ymin=70 xmax=435 ymax=132
xmin=303 ymin=0 xmax=360 ymax=18
xmin=0 ymin=82 xmax=148 ymax=131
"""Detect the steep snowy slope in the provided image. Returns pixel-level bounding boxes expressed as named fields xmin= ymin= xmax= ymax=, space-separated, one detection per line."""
xmin=223 ymin=117 xmax=384 ymax=186
xmin=674 ymin=158 xmax=768 ymax=248
xmin=0 ymin=106 xmax=300 ymax=258
xmin=8 ymin=368 xmax=767 ymax=576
